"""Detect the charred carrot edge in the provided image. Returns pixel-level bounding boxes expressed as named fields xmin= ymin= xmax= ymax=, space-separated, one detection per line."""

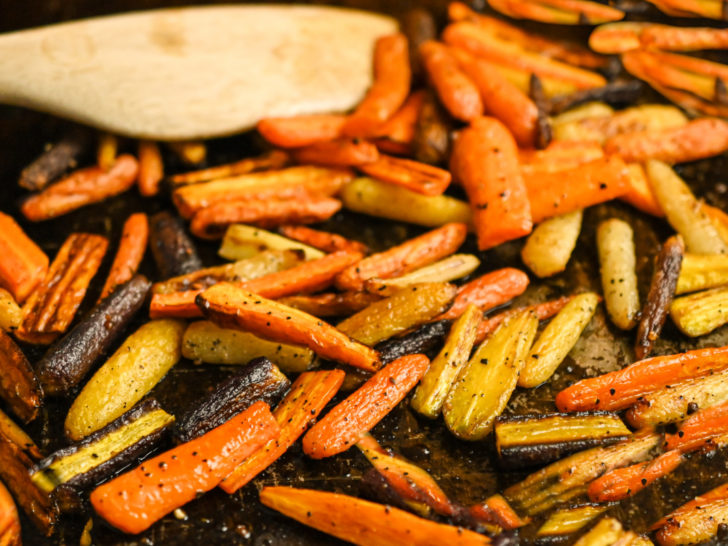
xmin=260 ymin=486 xmax=491 ymax=546
xmin=335 ymin=223 xmax=467 ymax=292
xmin=167 ymin=150 xmax=290 ymax=187
xmin=150 ymin=250 xmax=363 ymax=318
xmin=556 ymin=346 xmax=728 ymax=413
xmin=0 ymin=480 xmax=20 ymax=546
xmin=525 ymin=156 xmax=630 ymax=224
xmin=17 ymin=233 xmax=108 ymax=344
xmin=0 ymin=212 xmax=49 ymax=303
xmin=343 ymin=33 xmax=412 ymax=138
xmin=374 ymin=91 xmax=426 ymax=145
xmin=257 ymin=114 xmax=347 ymax=148
xmin=470 ymin=494 xmax=531 ymax=530
xmin=291 ymin=139 xmax=379 ymax=167
xmin=137 ymin=141 xmax=164 ymax=197
xmin=450 ymin=117 xmax=532 ymax=250
xmin=277 ymin=292 xmax=382 ymax=318
xmin=197 ymin=283 xmax=381 ymax=372
xmin=665 ymin=401 xmax=728 ymax=453
xmin=621 ymin=163 xmax=664 ymax=217
xmin=651 ymin=482 xmax=728 ymax=532
xmin=221 ymin=370 xmax=345 ymax=493
xmin=21 ymin=155 xmax=139 ymax=222
xmin=278 ymin=225 xmax=369 ymax=255
xmin=90 ymin=401 xmax=278 ymax=534
xmin=438 ymin=268 xmax=530 ymax=321
xmin=358 ymin=153 xmax=452 ymax=196
xmin=303 ymin=354 xmax=429 ymax=458
xmin=100 ymin=213 xmax=148 ymax=301
xmin=587 ymin=450 xmax=683 ymax=503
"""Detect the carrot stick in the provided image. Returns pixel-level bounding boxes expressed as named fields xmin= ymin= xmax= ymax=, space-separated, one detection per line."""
xmin=100 ymin=213 xmax=148 ymax=300
xmin=278 ymin=226 xmax=369 ymax=255
xmin=358 ymin=154 xmax=452 ymax=196
xmin=343 ymin=33 xmax=411 ymax=138
xmin=587 ymin=450 xmax=683 ymax=503
xmin=198 ymin=283 xmax=381 ymax=372
xmin=259 ymin=486 xmax=491 ymax=546
xmin=419 ymin=40 xmax=483 ymax=122
xmin=518 ymin=141 xmax=605 ymax=176
xmin=556 ymin=346 xmax=728 ymax=413
xmin=291 ymin=139 xmax=379 ymax=167
xmin=0 ymin=481 xmax=20 ymax=546
xmin=665 ymin=401 xmax=728 ymax=453
xmin=374 ymin=91 xmax=425 ymax=145
xmin=0 ymin=213 xmax=49 ymax=304
xmin=220 ymin=370 xmax=345 ymax=493
xmin=450 ymin=117 xmax=532 ymax=250
xmin=21 ymin=155 xmax=139 ymax=221
xmin=303 ymin=354 xmax=429 ymax=458
xmin=168 ymin=151 xmax=290 ymax=187
xmin=469 ymin=494 xmax=530 ymax=530
xmin=621 ymin=163 xmax=664 ymax=217
xmin=524 ymin=156 xmax=630 ymax=224
xmin=475 ymin=296 xmax=573 ymax=344
xmin=335 ymin=223 xmax=467 ymax=292
xmin=90 ymin=400 xmax=279 ymax=534
xmin=437 ymin=268 xmax=530 ymax=320
xmin=257 ymin=114 xmax=347 ymax=148
xmin=137 ymin=141 xmax=164 ymax=197
xmin=278 ymin=292 xmax=382 ymax=317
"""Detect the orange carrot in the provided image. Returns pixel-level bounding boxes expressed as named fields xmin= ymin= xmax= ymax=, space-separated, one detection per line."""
xmin=303 ymin=354 xmax=429 ymax=458
xmin=343 ymin=33 xmax=411 ymax=138
xmin=335 ymin=223 xmax=467 ymax=292
xmin=475 ymin=296 xmax=573 ymax=344
xmin=220 ymin=370 xmax=345 ymax=493
xmin=167 ymin=150 xmax=290 ymax=186
xmin=291 ymin=139 xmax=379 ymax=167
xmin=518 ymin=140 xmax=605 ymax=176
xmin=358 ymin=154 xmax=452 ymax=196
xmin=469 ymin=494 xmax=530 ymax=530
xmin=198 ymin=283 xmax=381 ymax=372
xmin=524 ymin=156 xmax=630 ymax=224
xmin=665 ymin=401 xmax=728 ymax=453
xmin=260 ymin=486 xmax=491 ymax=546
xmin=21 ymin=155 xmax=139 ymax=221
xmin=621 ymin=163 xmax=664 ymax=217
xmin=278 ymin=225 xmax=369 ymax=255
xmin=137 ymin=141 xmax=164 ymax=197
xmin=652 ymin=482 xmax=728 ymax=532
xmin=556 ymin=346 xmax=728 ymax=413
xmin=374 ymin=91 xmax=426 ymax=145
xmin=278 ymin=292 xmax=382 ymax=317
xmin=450 ymin=117 xmax=532 ymax=250
xmin=419 ymin=40 xmax=483 ymax=122
xmin=100 ymin=213 xmax=148 ymax=300
xmin=587 ymin=450 xmax=683 ymax=503
xmin=0 ymin=213 xmax=49 ymax=304
xmin=257 ymin=114 xmax=347 ymax=148
xmin=438 ymin=268 xmax=530 ymax=321
xmin=0 ymin=480 xmax=20 ymax=546
xmin=374 ymin=138 xmax=413 ymax=156
xmin=91 ymin=401 xmax=279 ymax=534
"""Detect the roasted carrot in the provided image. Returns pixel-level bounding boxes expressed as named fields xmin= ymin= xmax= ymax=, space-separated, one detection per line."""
xmin=168 ymin=150 xmax=290 ymax=187
xmin=374 ymin=91 xmax=425 ymax=145
xmin=0 ymin=212 xmax=49 ymax=303
xmin=438 ymin=268 xmax=530 ymax=321
xmin=343 ymin=33 xmax=411 ymax=138
xmin=419 ymin=40 xmax=483 ymax=122
xmin=257 ymin=114 xmax=347 ymax=148
xmin=413 ymin=90 xmax=452 ymax=165
xmin=335 ymin=223 xmax=467 ymax=292
xmin=524 ymin=156 xmax=630 ymax=224
xmin=0 ymin=330 xmax=42 ymax=424
xmin=91 ymin=401 xmax=278 ymax=534
xmin=18 ymin=127 xmax=91 ymax=191
xmin=21 ymin=154 xmax=138 ymax=221
xmin=291 ymin=139 xmax=379 ymax=167
xmin=221 ymin=370 xmax=344 ymax=493
xmin=260 ymin=486 xmax=490 ymax=546
xmin=469 ymin=494 xmax=530 ymax=530
xmin=0 ymin=480 xmax=20 ymax=546
xmin=303 ymin=354 xmax=429 ymax=458
xmin=622 ymin=163 xmax=664 ymax=217
xmin=489 ymin=0 xmax=624 ymax=24
xmin=278 ymin=292 xmax=381 ymax=317
xmin=652 ymin=482 xmax=728 ymax=545
xmin=475 ymin=296 xmax=573 ymax=344
xmin=591 ymin=22 xmax=728 ymax=53
xmin=198 ymin=283 xmax=381 ymax=372
xmin=518 ymin=140 xmax=605 ymax=176
xmin=358 ymin=153 xmax=452 ymax=196
xmin=278 ymin=225 xmax=369 ymax=255
xmin=556 ymin=346 xmax=728 ymax=413
xmin=99 ymin=213 xmax=148 ymax=300
xmin=450 ymin=117 xmax=532 ymax=250
xmin=137 ymin=141 xmax=164 ymax=197
xmin=665 ymin=401 xmax=728 ymax=453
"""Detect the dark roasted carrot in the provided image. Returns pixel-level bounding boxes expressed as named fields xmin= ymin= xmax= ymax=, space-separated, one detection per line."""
xmin=0 ymin=213 xmax=49 ymax=303
xmin=221 ymin=370 xmax=345 ymax=493
xmin=303 ymin=354 xmax=429 ymax=458
xmin=260 ymin=486 xmax=490 ymax=546
xmin=291 ymin=139 xmax=379 ymax=167
xmin=438 ymin=268 xmax=530 ymax=321
xmin=343 ymin=33 xmax=411 ymax=138
xmin=168 ymin=150 xmax=290 ymax=187
xmin=257 ymin=114 xmax=347 ymax=148
xmin=665 ymin=401 xmax=728 ymax=453
xmin=358 ymin=154 xmax=452 ymax=196
xmin=469 ymin=494 xmax=530 ymax=530
xmin=0 ymin=331 xmax=42 ymax=423
xmin=475 ymin=296 xmax=573 ymax=344
xmin=413 ymin=90 xmax=452 ymax=166
xmin=21 ymin=155 xmax=139 ymax=221
xmin=0 ymin=480 xmax=20 ymax=546
xmin=278 ymin=225 xmax=369 ymax=255
xmin=335 ymin=223 xmax=467 ymax=292
xmin=278 ymin=292 xmax=382 ymax=317
xmin=556 ymin=346 xmax=728 ymax=413
xmin=198 ymin=283 xmax=381 ymax=372
xmin=90 ymin=400 xmax=278 ymax=534
xmin=137 ymin=141 xmax=164 ymax=197
xmin=450 ymin=117 xmax=532 ymax=250
xmin=100 ymin=213 xmax=148 ymax=300
xmin=374 ymin=91 xmax=425 ymax=145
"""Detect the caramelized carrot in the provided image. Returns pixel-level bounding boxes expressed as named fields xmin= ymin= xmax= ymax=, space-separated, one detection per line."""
xmin=303 ymin=354 xmax=429 ymax=458
xmin=652 ymin=482 xmax=728 ymax=532
xmin=374 ymin=91 xmax=425 ymax=145
xmin=665 ymin=401 xmax=728 ymax=453
xmin=257 ymin=114 xmax=347 ymax=148
xmin=21 ymin=155 xmax=139 ymax=221
xmin=492 ymin=0 xmax=625 ymax=24
xmin=278 ymin=292 xmax=382 ymax=317
xmin=221 ymin=370 xmax=345 ymax=493
xmin=519 ymin=141 xmax=605 ymax=176
xmin=358 ymin=154 xmax=452 ymax=196
xmin=335 ymin=223 xmax=467 ymax=292
xmin=450 ymin=117 xmax=532 ymax=250
xmin=0 ymin=480 xmax=20 ymax=546
xmin=291 ymin=139 xmax=379 ymax=167
xmin=475 ymin=296 xmax=573 ymax=344
xmin=168 ymin=151 xmax=290 ymax=187
xmin=137 ymin=141 xmax=164 ymax=197
xmin=100 ymin=213 xmax=148 ymax=300
xmin=652 ymin=482 xmax=728 ymax=545
xmin=343 ymin=33 xmax=411 ymax=138
xmin=470 ymin=494 xmax=530 ymax=530
xmin=0 ymin=213 xmax=48 ymax=303
xmin=278 ymin=226 xmax=368 ymax=255
xmin=622 ymin=163 xmax=664 ymax=217
xmin=91 ymin=401 xmax=279 ymax=534
xmin=556 ymin=346 xmax=728 ymax=413
xmin=198 ymin=283 xmax=381 ymax=372
xmin=438 ymin=268 xmax=530 ymax=320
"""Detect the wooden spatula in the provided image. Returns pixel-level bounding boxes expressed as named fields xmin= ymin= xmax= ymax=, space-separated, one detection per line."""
xmin=0 ymin=5 xmax=396 ymax=140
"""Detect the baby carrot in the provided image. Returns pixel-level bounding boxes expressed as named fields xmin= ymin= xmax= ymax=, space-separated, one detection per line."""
xmin=358 ymin=153 xmax=452 ymax=196
xmin=100 ymin=213 xmax=148 ymax=300
xmin=621 ymin=163 xmax=664 ymax=217
xmin=278 ymin=225 xmax=369 ymax=255
xmin=475 ymin=296 xmax=573 ymax=344
xmin=168 ymin=150 xmax=289 ymax=187
xmin=518 ymin=141 xmax=605 ymax=176
xmin=278 ymin=292 xmax=381 ymax=317
xmin=438 ymin=268 xmax=530 ymax=321
xmin=374 ymin=90 xmax=425 ymax=145
xmin=137 ymin=141 xmax=164 ymax=197
xmin=291 ymin=139 xmax=379 ymax=167
xmin=257 ymin=114 xmax=347 ymax=148
xmin=665 ymin=401 xmax=728 ymax=453
xmin=0 ymin=213 xmax=48 ymax=303
xmin=0 ymin=480 xmax=20 ymax=546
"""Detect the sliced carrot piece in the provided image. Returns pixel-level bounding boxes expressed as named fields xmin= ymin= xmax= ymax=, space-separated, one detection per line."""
xmin=278 ymin=225 xmax=369 ymax=255
xmin=100 ymin=213 xmax=148 ymax=300
xmin=257 ymin=114 xmax=347 ymax=148
xmin=358 ymin=154 xmax=452 ymax=196
xmin=292 ymin=139 xmax=379 ymax=167
xmin=438 ymin=268 xmax=530 ymax=321
xmin=137 ymin=141 xmax=164 ymax=197
xmin=475 ymin=296 xmax=573 ymax=344
xmin=0 ymin=213 xmax=49 ymax=303
xmin=665 ymin=401 xmax=728 ymax=453
xmin=168 ymin=151 xmax=290 ymax=187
